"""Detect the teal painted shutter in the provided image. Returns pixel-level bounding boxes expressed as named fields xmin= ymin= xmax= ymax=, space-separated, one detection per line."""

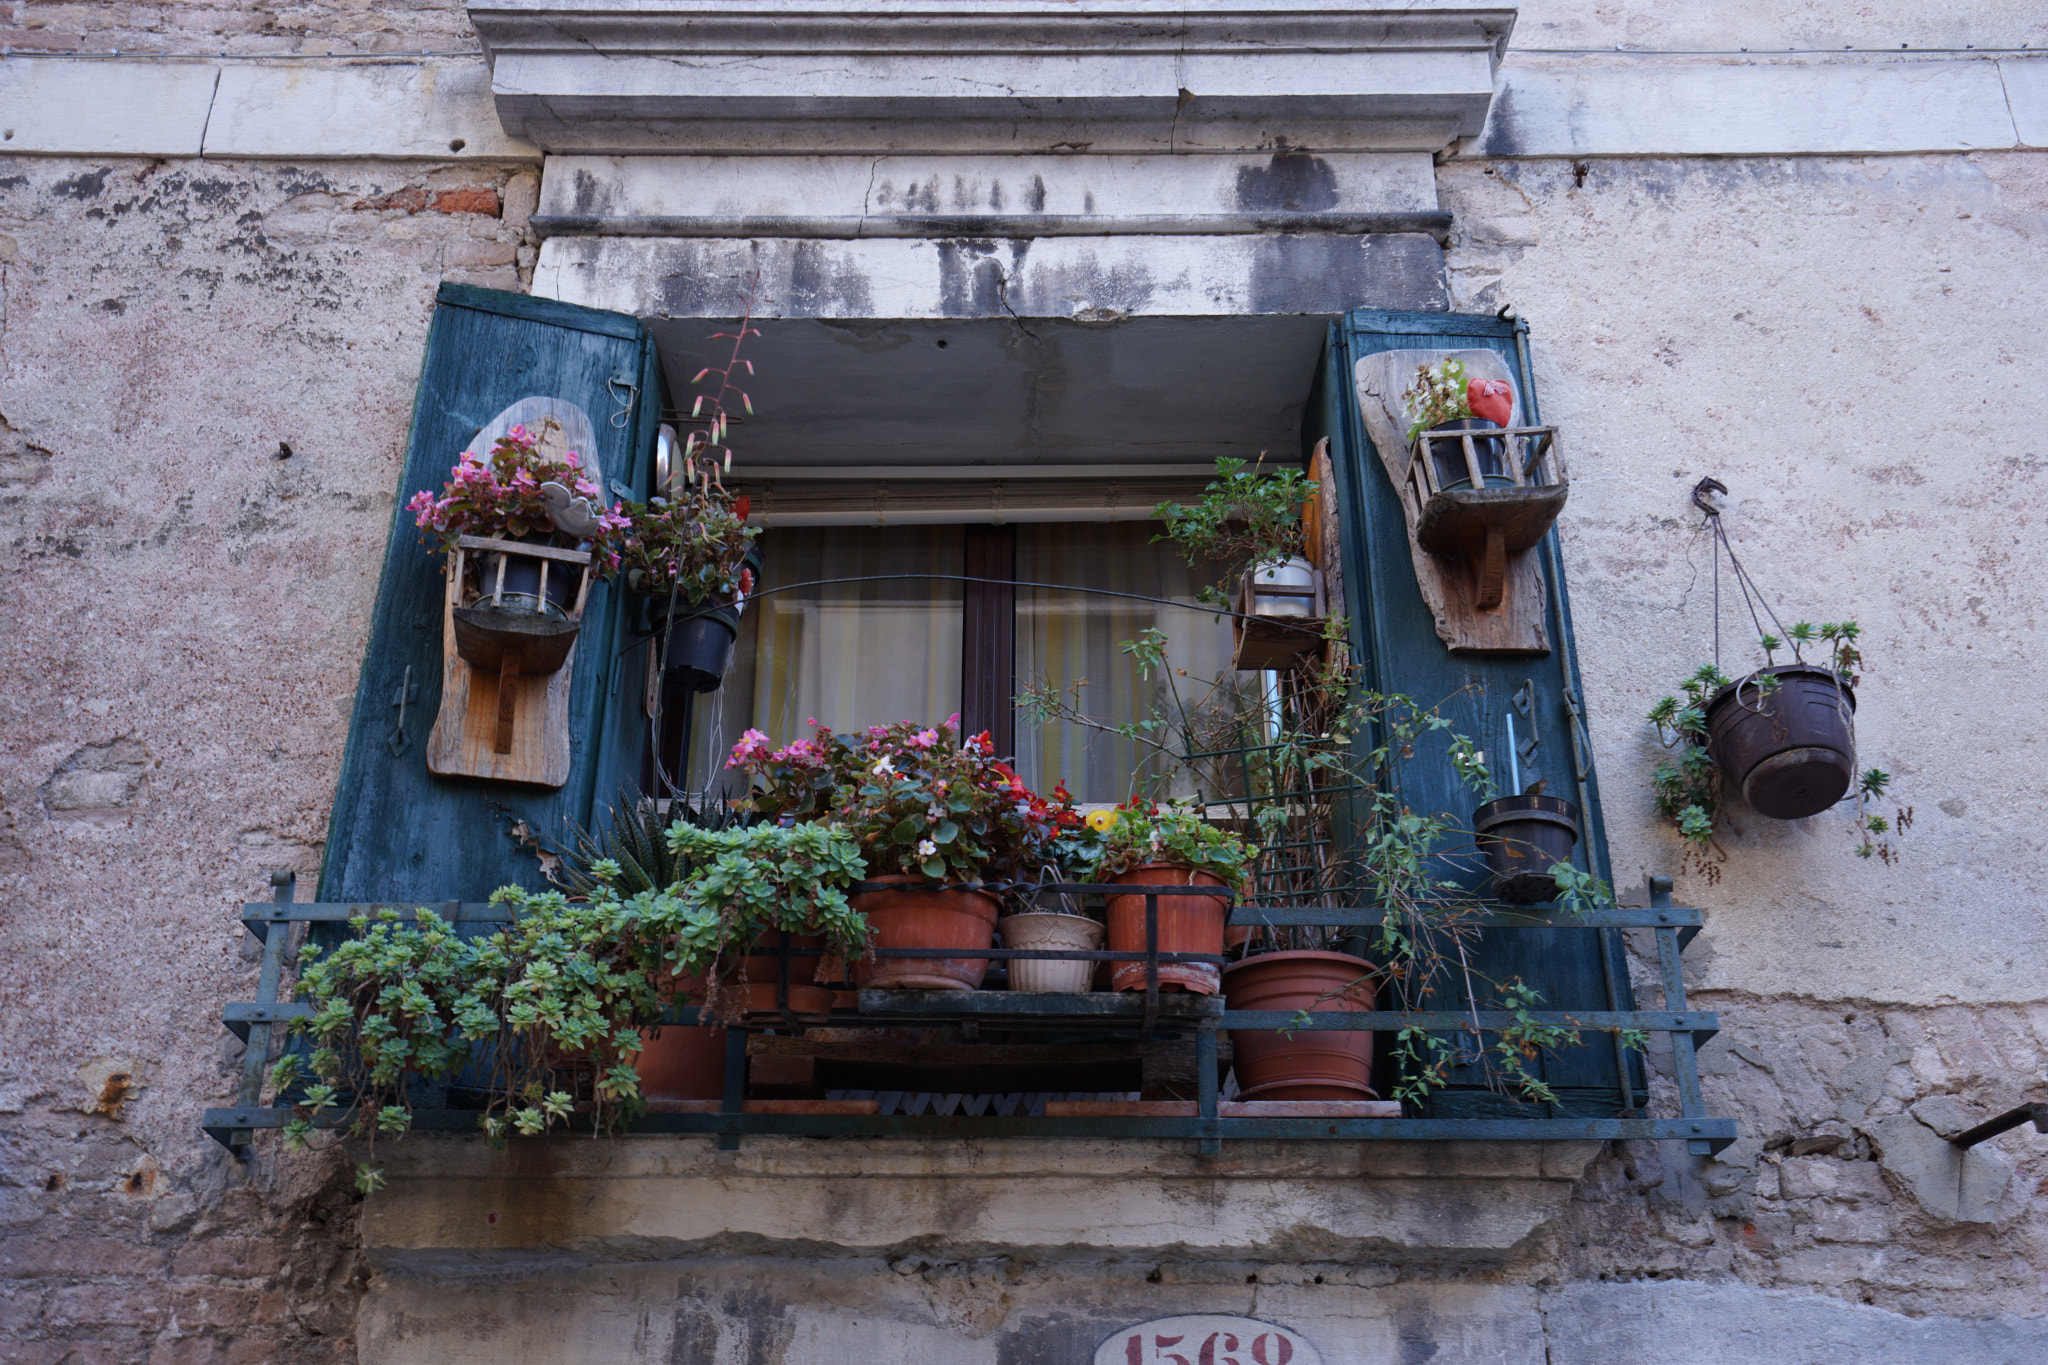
xmin=318 ymin=283 xmax=658 ymax=903
xmin=1321 ymin=310 xmax=1645 ymax=1117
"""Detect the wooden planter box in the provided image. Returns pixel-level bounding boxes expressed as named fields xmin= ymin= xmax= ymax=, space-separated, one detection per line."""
xmin=1230 ymin=564 xmax=1328 ymax=671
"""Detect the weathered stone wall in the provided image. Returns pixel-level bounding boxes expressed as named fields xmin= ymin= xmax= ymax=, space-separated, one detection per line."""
xmin=0 ymin=154 xmax=535 ymax=1363
xmin=3 ymin=0 xmax=477 ymax=55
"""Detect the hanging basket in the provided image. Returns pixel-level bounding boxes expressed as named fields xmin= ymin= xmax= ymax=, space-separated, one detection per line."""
xmin=1704 ymin=665 xmax=1857 ymax=820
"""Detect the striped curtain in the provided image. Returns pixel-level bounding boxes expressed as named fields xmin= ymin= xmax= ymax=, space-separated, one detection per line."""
xmin=1015 ymin=522 xmax=1238 ymax=804
xmin=697 ymin=526 xmax=962 ymax=790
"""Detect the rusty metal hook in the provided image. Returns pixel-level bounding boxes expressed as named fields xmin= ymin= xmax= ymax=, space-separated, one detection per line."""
xmin=1691 ymin=476 xmax=1728 ymax=519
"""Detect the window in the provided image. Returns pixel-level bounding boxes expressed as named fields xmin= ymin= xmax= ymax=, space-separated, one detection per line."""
xmin=669 ymin=520 xmax=1238 ymax=805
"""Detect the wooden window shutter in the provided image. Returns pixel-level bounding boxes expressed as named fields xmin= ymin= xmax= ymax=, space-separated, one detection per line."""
xmin=1313 ymin=309 xmax=1646 ymax=1117
xmin=318 ymin=284 xmax=660 ymax=903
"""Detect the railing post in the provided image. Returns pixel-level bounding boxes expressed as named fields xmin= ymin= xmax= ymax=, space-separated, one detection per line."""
xmin=1196 ymin=1023 xmax=1221 ymax=1157
xmin=1142 ymin=891 xmax=1159 ymax=1039
xmin=229 ymin=871 xmax=295 ymax=1157
xmin=1650 ymin=876 xmax=1714 ymax=1156
xmin=718 ymin=1024 xmax=747 ymax=1151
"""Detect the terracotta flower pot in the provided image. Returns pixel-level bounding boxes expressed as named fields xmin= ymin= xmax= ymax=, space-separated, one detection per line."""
xmin=633 ymin=971 xmax=727 ymax=1106
xmin=1704 ymin=664 xmax=1857 ymax=820
xmin=999 ymin=911 xmax=1103 ymax=993
xmin=852 ymin=875 xmax=999 ymax=991
xmin=1222 ymin=950 xmax=1378 ymax=1101
xmin=734 ymin=930 xmax=834 ymax=1017
xmin=1105 ymin=864 xmax=1229 ymax=995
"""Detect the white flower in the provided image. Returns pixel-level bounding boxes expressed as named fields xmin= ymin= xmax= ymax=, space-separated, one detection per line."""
xmin=872 ymin=757 xmax=896 ymax=775
xmin=916 ymin=839 xmax=938 ymax=858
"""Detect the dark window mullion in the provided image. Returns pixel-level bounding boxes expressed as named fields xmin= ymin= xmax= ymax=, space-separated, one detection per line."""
xmin=962 ymin=524 xmax=1017 ymax=757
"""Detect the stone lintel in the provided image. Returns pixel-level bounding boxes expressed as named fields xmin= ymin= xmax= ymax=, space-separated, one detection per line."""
xmin=533 ymin=151 xmax=1447 ymax=240
xmin=470 ymin=1 xmax=1514 ymax=154
xmin=536 ymin=231 xmax=1448 ymax=321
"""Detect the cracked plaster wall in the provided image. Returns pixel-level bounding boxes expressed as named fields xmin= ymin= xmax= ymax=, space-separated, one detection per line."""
xmin=0 ymin=156 xmax=540 ymax=1364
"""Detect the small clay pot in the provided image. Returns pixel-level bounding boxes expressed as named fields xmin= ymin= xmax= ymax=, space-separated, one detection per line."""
xmin=1223 ymin=950 xmax=1378 ymax=1101
xmin=852 ymin=875 xmax=1000 ymax=991
xmin=1104 ymin=864 xmax=1230 ymax=995
xmin=633 ymin=972 xmax=726 ymax=1107
xmin=734 ymin=930 xmax=833 ymax=1017
xmin=1704 ymin=664 xmax=1856 ymax=820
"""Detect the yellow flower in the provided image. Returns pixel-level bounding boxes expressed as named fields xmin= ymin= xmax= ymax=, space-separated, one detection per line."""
xmin=1084 ymin=809 xmax=1118 ymax=833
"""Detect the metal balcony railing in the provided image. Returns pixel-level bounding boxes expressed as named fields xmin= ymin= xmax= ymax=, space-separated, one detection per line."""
xmin=203 ymin=874 xmax=1734 ymax=1158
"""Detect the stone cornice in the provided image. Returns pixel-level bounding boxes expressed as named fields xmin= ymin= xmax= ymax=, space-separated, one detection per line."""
xmin=468 ymin=1 xmax=1517 ymax=154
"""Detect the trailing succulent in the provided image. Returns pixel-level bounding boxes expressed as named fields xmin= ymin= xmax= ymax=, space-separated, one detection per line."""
xmin=277 ymin=818 xmax=866 ymax=1193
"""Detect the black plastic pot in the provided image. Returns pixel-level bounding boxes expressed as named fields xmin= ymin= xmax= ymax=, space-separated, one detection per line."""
xmin=1473 ymin=794 xmax=1581 ymax=904
xmin=1704 ymin=664 xmax=1856 ymax=820
xmin=659 ymin=605 xmax=740 ymax=693
xmin=1425 ymin=418 xmax=1507 ymax=489
xmin=483 ymin=545 xmax=578 ymax=618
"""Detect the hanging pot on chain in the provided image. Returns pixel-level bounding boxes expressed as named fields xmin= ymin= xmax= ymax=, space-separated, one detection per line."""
xmin=1704 ymin=665 xmax=1856 ymax=819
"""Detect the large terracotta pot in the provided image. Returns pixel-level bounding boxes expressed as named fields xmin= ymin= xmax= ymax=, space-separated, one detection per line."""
xmin=1223 ymin=950 xmax=1378 ymax=1101
xmin=852 ymin=875 xmax=999 ymax=991
xmin=633 ymin=972 xmax=726 ymax=1105
xmin=632 ymin=1024 xmax=728 ymax=1105
xmin=735 ymin=930 xmax=833 ymax=1016
xmin=999 ymin=911 xmax=1103 ymax=993
xmin=1105 ymin=863 xmax=1229 ymax=995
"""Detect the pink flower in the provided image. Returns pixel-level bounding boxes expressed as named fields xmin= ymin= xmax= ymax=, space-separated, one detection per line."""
xmin=944 ymin=713 xmax=961 ymax=731
xmin=909 ymin=729 xmax=938 ymax=749
xmin=726 ymin=728 xmax=773 ymax=769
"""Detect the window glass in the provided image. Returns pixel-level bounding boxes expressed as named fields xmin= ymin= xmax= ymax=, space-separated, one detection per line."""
xmin=1014 ymin=522 xmax=1238 ymax=805
xmin=697 ymin=525 xmax=962 ymax=787
xmin=692 ymin=520 xmax=1236 ymax=807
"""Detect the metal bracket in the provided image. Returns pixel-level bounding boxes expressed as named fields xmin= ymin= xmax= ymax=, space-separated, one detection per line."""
xmin=385 ymin=665 xmax=418 ymax=756
xmin=1950 ymin=1103 xmax=2048 ymax=1149
xmin=1511 ymin=679 xmax=1540 ymax=766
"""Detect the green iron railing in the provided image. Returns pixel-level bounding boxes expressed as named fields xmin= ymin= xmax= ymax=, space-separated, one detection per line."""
xmin=203 ymin=873 xmax=1733 ymax=1158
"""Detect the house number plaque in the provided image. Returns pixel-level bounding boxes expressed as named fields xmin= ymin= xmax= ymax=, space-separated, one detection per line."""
xmin=1095 ymin=1316 xmax=1320 ymax=1365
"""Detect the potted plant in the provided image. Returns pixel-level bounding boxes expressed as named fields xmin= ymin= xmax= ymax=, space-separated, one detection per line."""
xmin=1221 ymin=948 xmax=1380 ymax=1101
xmin=1401 ymin=357 xmax=1516 ymax=490
xmin=1088 ymin=801 xmax=1255 ymax=996
xmin=727 ymin=718 xmax=1060 ymax=991
xmin=1649 ymin=622 xmax=1899 ymax=858
xmin=406 ymin=418 xmax=629 ymax=676
xmin=617 ymin=478 xmax=760 ymax=693
xmin=999 ymin=781 xmax=1103 ymax=993
xmin=1154 ymin=456 xmax=1323 ymax=669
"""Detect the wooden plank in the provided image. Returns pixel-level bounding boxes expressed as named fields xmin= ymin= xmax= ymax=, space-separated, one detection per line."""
xmin=644 ymin=1099 xmax=882 ymax=1115
xmin=318 ymin=285 xmax=653 ymax=904
xmin=857 ymin=989 xmax=1221 ymax=1021
xmin=1045 ymin=1100 xmax=1403 ymax=1118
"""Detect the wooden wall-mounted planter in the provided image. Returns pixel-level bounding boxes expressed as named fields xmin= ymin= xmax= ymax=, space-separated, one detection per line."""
xmin=1230 ymin=562 xmax=1328 ymax=671
xmin=1352 ymin=349 xmax=1561 ymax=655
xmin=427 ymin=536 xmax=595 ymax=787
xmin=1404 ymin=423 xmax=1566 ymax=611
xmin=423 ymin=395 xmax=605 ymax=790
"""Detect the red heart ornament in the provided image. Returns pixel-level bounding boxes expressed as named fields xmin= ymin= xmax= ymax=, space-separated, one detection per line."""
xmin=1467 ymin=378 xmax=1515 ymax=427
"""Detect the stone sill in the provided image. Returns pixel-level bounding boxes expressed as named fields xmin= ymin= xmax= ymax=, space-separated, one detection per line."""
xmin=361 ymin=1135 xmax=1603 ymax=1267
